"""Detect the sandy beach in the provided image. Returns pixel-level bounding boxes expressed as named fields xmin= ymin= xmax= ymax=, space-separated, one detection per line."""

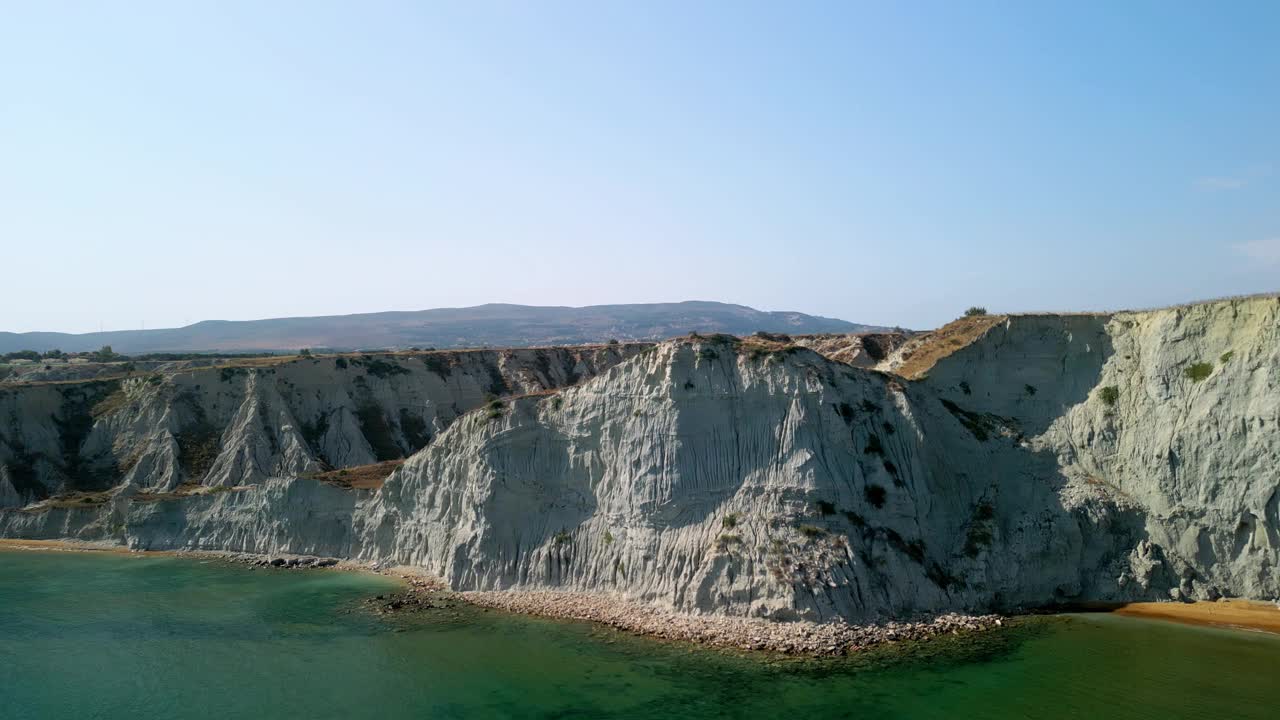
xmin=1113 ymin=599 xmax=1280 ymax=635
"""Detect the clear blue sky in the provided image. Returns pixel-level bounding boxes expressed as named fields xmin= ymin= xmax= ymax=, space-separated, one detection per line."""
xmin=2 ymin=1 xmax=1277 ymax=333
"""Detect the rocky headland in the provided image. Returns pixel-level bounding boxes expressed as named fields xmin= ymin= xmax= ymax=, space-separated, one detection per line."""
xmin=2 ymin=295 xmax=1278 ymax=651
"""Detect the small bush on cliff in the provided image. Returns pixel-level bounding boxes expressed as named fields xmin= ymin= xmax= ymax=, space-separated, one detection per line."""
xmin=863 ymin=434 xmax=884 ymax=456
xmin=1220 ymin=350 xmax=1234 ymax=364
xmin=797 ymin=524 xmax=826 ymax=540
xmin=722 ymin=512 xmax=740 ymax=529
xmin=834 ymin=402 xmax=855 ymax=424
xmin=364 ymin=358 xmax=410 ymax=379
xmin=843 ymin=510 xmax=867 ymax=527
xmin=1184 ymin=362 xmax=1213 ymax=383
xmin=1098 ymin=386 xmax=1119 ymax=407
xmin=552 ymin=530 xmax=572 ymax=546
xmin=864 ymin=484 xmax=887 ymax=509
xmin=422 ymin=354 xmax=452 ymax=378
xmin=904 ymin=539 xmax=927 ymax=564
xmin=716 ymin=534 xmax=742 ymax=550
xmin=219 ymin=367 xmax=247 ymax=382
xmin=964 ymin=307 xmax=988 ymax=317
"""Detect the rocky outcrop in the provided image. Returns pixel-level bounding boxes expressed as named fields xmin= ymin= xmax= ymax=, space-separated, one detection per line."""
xmin=2 ymin=296 xmax=1277 ymax=623
xmin=790 ymin=332 xmax=912 ymax=367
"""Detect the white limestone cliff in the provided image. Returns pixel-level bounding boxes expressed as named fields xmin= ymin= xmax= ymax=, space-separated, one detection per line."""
xmin=2 ymin=296 xmax=1277 ymax=622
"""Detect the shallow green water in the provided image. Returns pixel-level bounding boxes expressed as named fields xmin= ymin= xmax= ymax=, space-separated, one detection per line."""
xmin=1 ymin=550 xmax=1277 ymax=719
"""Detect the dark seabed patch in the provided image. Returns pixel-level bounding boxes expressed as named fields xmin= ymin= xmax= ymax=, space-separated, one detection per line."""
xmin=1 ymin=549 xmax=1277 ymax=720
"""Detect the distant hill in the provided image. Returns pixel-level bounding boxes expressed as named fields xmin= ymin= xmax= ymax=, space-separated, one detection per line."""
xmin=0 ymin=302 xmax=886 ymax=355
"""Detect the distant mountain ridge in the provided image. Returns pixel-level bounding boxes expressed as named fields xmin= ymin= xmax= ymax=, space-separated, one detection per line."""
xmin=0 ymin=302 xmax=884 ymax=354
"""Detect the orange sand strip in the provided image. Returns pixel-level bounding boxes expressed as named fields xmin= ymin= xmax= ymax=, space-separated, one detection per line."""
xmin=1113 ymin=599 xmax=1280 ymax=635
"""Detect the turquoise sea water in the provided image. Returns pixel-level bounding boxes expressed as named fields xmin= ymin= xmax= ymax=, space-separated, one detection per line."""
xmin=1 ymin=550 xmax=1277 ymax=720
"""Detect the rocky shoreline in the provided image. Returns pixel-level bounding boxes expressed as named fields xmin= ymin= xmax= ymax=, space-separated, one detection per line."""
xmin=460 ymin=591 xmax=1002 ymax=656
xmin=220 ymin=552 xmax=341 ymax=569
xmin=1 ymin=541 xmax=1004 ymax=656
xmin=219 ymin=556 xmax=1005 ymax=654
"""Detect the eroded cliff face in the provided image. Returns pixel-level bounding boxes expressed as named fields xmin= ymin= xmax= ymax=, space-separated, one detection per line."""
xmin=2 ymin=297 xmax=1276 ymax=622
xmin=918 ymin=298 xmax=1280 ymax=604
xmin=0 ymin=345 xmax=646 ymax=506
xmin=365 ymin=340 xmax=999 ymax=621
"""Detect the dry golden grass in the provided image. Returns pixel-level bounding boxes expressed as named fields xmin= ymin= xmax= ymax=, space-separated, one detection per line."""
xmin=305 ymin=460 xmax=405 ymax=490
xmin=894 ymin=314 xmax=1006 ymax=380
xmin=22 ymin=490 xmax=115 ymax=512
xmin=1114 ymin=598 xmax=1280 ymax=635
xmin=131 ymin=483 xmax=247 ymax=503
xmin=212 ymin=355 xmax=302 ymax=369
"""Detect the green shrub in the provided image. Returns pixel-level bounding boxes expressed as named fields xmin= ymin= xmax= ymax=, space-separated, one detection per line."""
xmin=716 ymin=533 xmax=742 ymax=549
xmin=833 ymin=402 xmax=854 ymax=424
xmin=1184 ymin=362 xmax=1213 ymax=383
xmin=964 ymin=307 xmax=988 ymax=317
xmin=552 ymin=530 xmax=572 ymax=546
xmin=882 ymin=459 xmax=900 ymax=479
xmin=422 ymin=355 xmax=452 ymax=378
xmin=219 ymin=367 xmax=247 ymax=382
xmin=722 ymin=512 xmax=740 ymax=529
xmin=797 ymin=524 xmax=826 ymax=539
xmin=364 ymin=358 xmax=410 ymax=379
xmin=1098 ymin=386 xmax=1119 ymax=407
xmin=602 ymin=530 xmax=614 ymax=545
xmin=1220 ymin=351 xmax=1234 ymax=364
xmin=864 ymin=484 xmax=887 ymax=508
xmin=485 ymin=400 xmax=505 ymax=421
xmin=904 ymin=539 xmax=927 ymax=564
xmin=864 ymin=434 xmax=884 ymax=456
